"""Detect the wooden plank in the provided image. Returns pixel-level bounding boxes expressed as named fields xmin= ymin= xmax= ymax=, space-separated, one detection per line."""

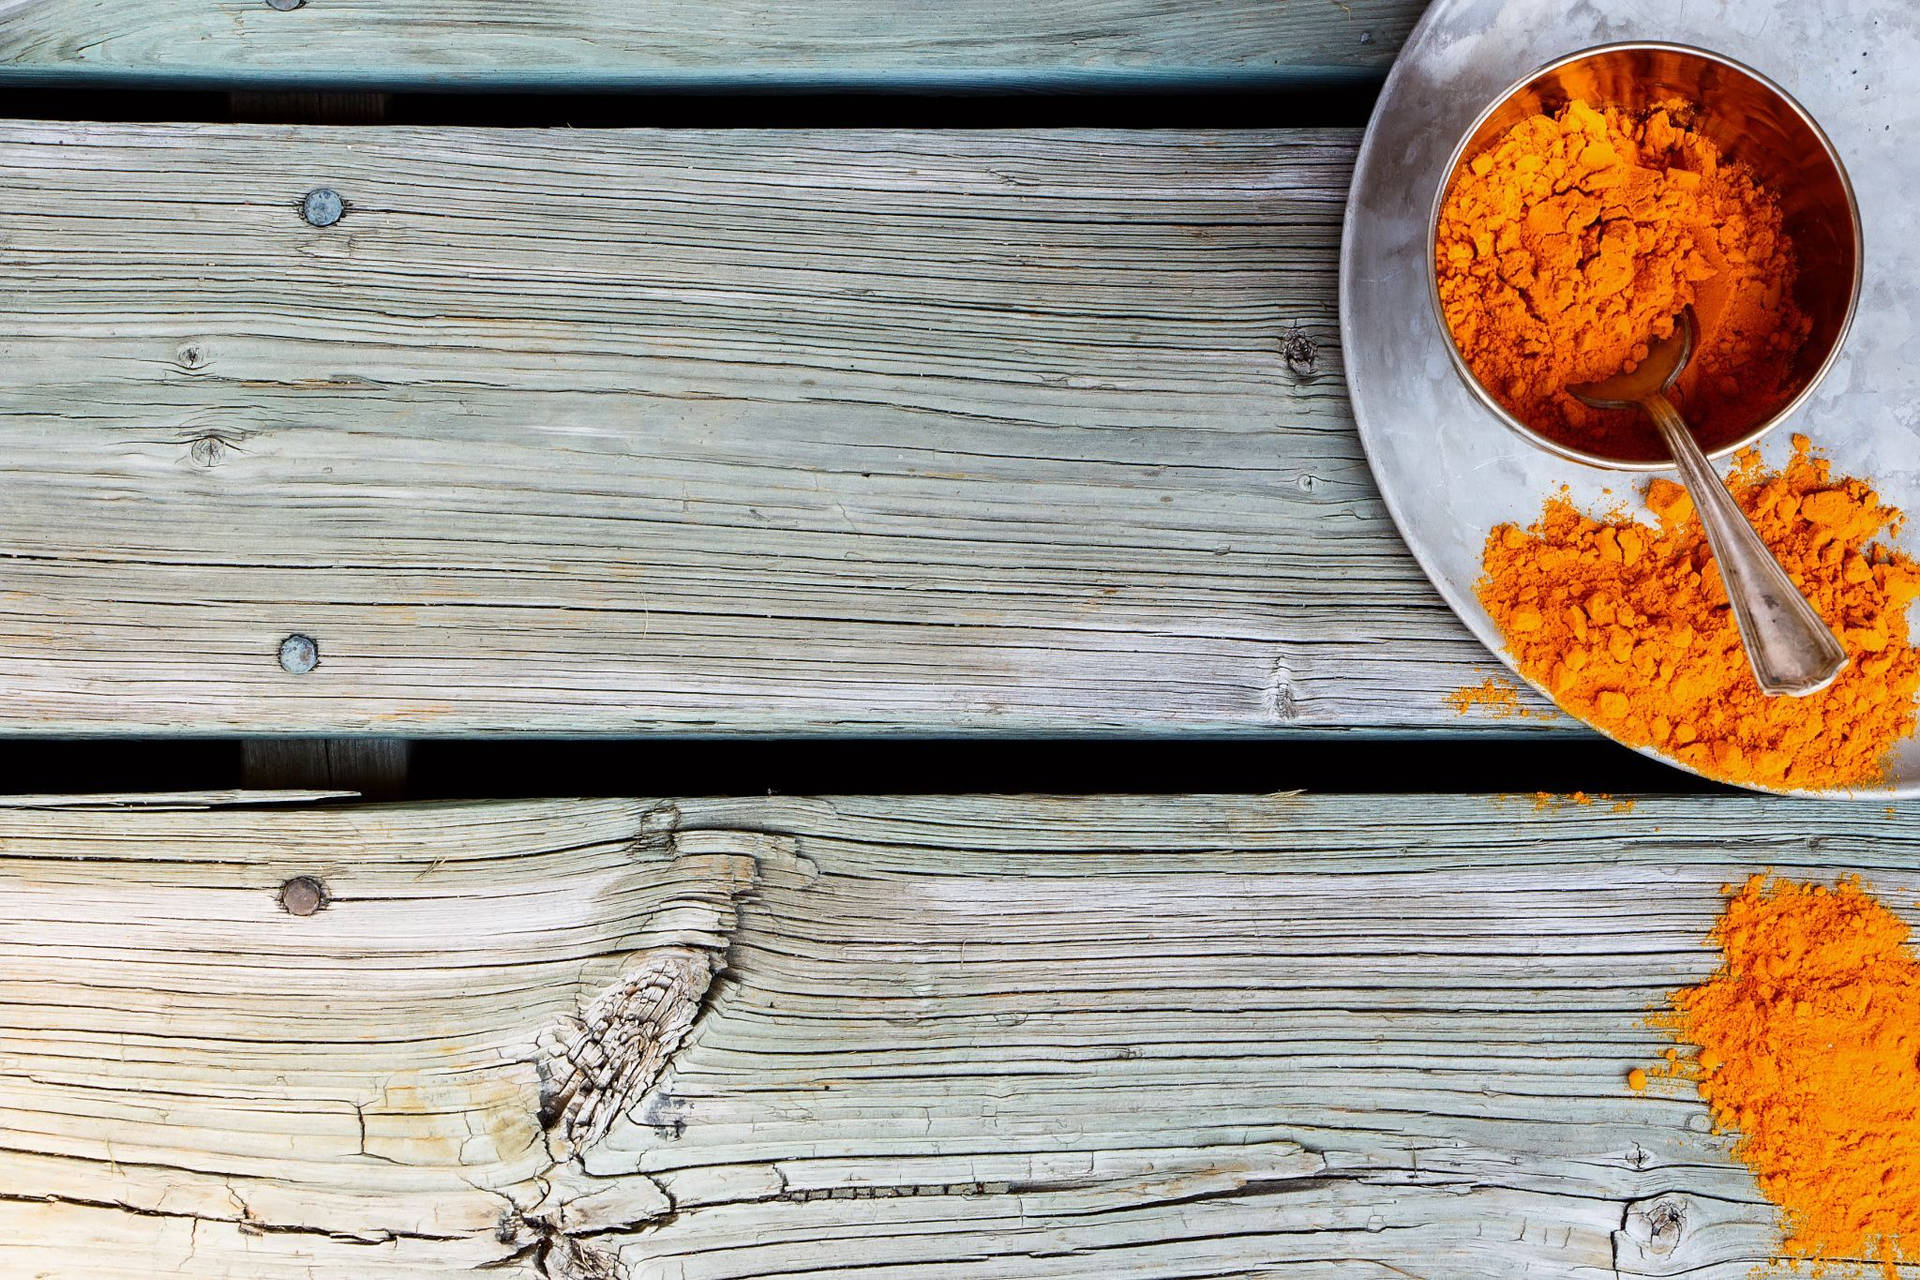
xmin=4 ymin=792 xmax=1915 ymax=1277
xmin=0 ymin=122 xmax=1565 ymax=736
xmin=0 ymin=1 xmax=1423 ymax=92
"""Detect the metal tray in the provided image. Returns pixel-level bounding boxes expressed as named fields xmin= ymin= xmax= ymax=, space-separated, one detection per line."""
xmin=1339 ymin=0 xmax=1920 ymax=796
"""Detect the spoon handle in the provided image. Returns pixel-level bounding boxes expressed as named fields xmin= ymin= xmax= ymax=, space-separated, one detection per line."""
xmin=1643 ymin=392 xmax=1848 ymax=697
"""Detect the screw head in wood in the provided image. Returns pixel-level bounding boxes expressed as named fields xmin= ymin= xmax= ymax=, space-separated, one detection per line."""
xmin=279 ymin=876 xmax=327 ymax=916
xmin=278 ymin=634 xmax=319 ymax=674
xmin=266 ymin=0 xmax=306 ymax=10
xmin=301 ymin=187 xmax=343 ymax=227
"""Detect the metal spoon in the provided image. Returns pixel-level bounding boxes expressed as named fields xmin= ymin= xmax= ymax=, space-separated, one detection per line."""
xmin=1569 ymin=307 xmax=1847 ymax=697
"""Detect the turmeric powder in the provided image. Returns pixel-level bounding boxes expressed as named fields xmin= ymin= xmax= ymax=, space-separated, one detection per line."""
xmin=1445 ymin=675 xmax=1541 ymax=718
xmin=1477 ymin=439 xmax=1920 ymax=791
xmin=1660 ymin=876 xmax=1920 ymax=1276
xmin=1436 ymin=99 xmax=1810 ymax=461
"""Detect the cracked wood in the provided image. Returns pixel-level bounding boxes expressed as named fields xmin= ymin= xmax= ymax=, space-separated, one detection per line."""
xmin=0 ymin=120 xmax=1564 ymax=736
xmin=6 ymin=792 xmax=1917 ymax=1276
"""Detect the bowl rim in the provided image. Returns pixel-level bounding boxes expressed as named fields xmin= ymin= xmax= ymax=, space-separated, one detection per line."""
xmin=1423 ymin=39 xmax=1866 ymax=473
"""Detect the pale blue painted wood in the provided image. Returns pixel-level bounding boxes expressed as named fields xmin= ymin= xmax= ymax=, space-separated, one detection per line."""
xmin=0 ymin=0 xmax=1426 ymax=92
xmin=0 ymin=120 xmax=1562 ymax=738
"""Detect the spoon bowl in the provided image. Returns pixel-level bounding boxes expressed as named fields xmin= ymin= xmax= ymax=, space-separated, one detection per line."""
xmin=1570 ymin=313 xmax=1694 ymax=410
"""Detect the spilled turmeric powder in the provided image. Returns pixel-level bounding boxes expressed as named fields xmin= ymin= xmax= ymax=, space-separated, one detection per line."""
xmin=1435 ymin=98 xmax=1810 ymax=461
xmin=1531 ymin=790 xmax=1597 ymax=810
xmin=1445 ymin=675 xmax=1540 ymax=718
xmin=1477 ymin=439 xmax=1920 ymax=791
xmin=1659 ymin=876 xmax=1920 ymax=1276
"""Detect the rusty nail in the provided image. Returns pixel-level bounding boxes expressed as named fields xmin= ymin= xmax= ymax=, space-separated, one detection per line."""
xmin=301 ymin=187 xmax=343 ymax=227
xmin=279 ymin=876 xmax=326 ymax=916
xmin=266 ymin=0 xmax=306 ymax=11
xmin=278 ymin=634 xmax=319 ymax=674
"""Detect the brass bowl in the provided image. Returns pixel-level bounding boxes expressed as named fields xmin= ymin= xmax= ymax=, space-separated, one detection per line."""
xmin=1425 ymin=42 xmax=1864 ymax=471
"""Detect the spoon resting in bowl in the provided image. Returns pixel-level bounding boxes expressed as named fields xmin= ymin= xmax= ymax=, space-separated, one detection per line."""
xmin=1569 ymin=307 xmax=1848 ymax=697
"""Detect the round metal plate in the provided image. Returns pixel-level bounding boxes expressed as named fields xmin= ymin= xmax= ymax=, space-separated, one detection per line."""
xmin=1339 ymin=0 xmax=1920 ymax=797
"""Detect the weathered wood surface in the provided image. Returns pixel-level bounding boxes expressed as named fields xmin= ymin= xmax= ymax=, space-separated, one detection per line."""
xmin=0 ymin=1 xmax=1422 ymax=91
xmin=7 ymin=791 xmax=1915 ymax=1277
xmin=0 ymin=122 xmax=1567 ymax=736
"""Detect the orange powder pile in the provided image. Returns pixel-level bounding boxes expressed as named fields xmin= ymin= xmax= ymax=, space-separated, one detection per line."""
xmin=1435 ymin=99 xmax=1810 ymax=461
xmin=1659 ymin=877 xmax=1920 ymax=1275
xmin=1477 ymin=439 xmax=1920 ymax=791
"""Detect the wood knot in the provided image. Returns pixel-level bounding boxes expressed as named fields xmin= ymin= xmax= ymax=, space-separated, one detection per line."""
xmin=537 ymin=945 xmax=720 ymax=1151
xmin=1282 ymin=329 xmax=1321 ymax=381
xmin=189 ymin=436 xmax=226 ymax=469
xmin=634 ymin=801 xmax=681 ymax=853
xmin=1265 ymin=653 xmax=1300 ymax=722
xmin=1621 ymin=1194 xmax=1690 ymax=1259
xmin=537 ymin=1233 xmax=626 ymax=1280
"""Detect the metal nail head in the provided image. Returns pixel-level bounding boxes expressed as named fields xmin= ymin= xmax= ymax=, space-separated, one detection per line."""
xmin=301 ymin=187 xmax=343 ymax=227
xmin=278 ymin=634 xmax=319 ymax=674
xmin=266 ymin=0 xmax=307 ymax=11
xmin=279 ymin=876 xmax=327 ymax=916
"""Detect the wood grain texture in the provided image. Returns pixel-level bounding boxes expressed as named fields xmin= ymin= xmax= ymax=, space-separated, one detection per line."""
xmin=0 ymin=0 xmax=1422 ymax=91
xmin=0 ymin=121 xmax=1567 ymax=736
xmin=6 ymin=792 xmax=1918 ymax=1277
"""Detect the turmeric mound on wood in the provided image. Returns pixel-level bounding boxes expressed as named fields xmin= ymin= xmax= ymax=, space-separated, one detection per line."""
xmin=1477 ymin=439 xmax=1920 ymax=791
xmin=1435 ymin=99 xmax=1810 ymax=460
xmin=1660 ymin=876 xmax=1920 ymax=1276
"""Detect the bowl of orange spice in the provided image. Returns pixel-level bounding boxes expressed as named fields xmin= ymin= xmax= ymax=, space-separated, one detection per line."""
xmin=1394 ymin=41 xmax=1920 ymax=795
xmin=1427 ymin=42 xmax=1862 ymax=470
